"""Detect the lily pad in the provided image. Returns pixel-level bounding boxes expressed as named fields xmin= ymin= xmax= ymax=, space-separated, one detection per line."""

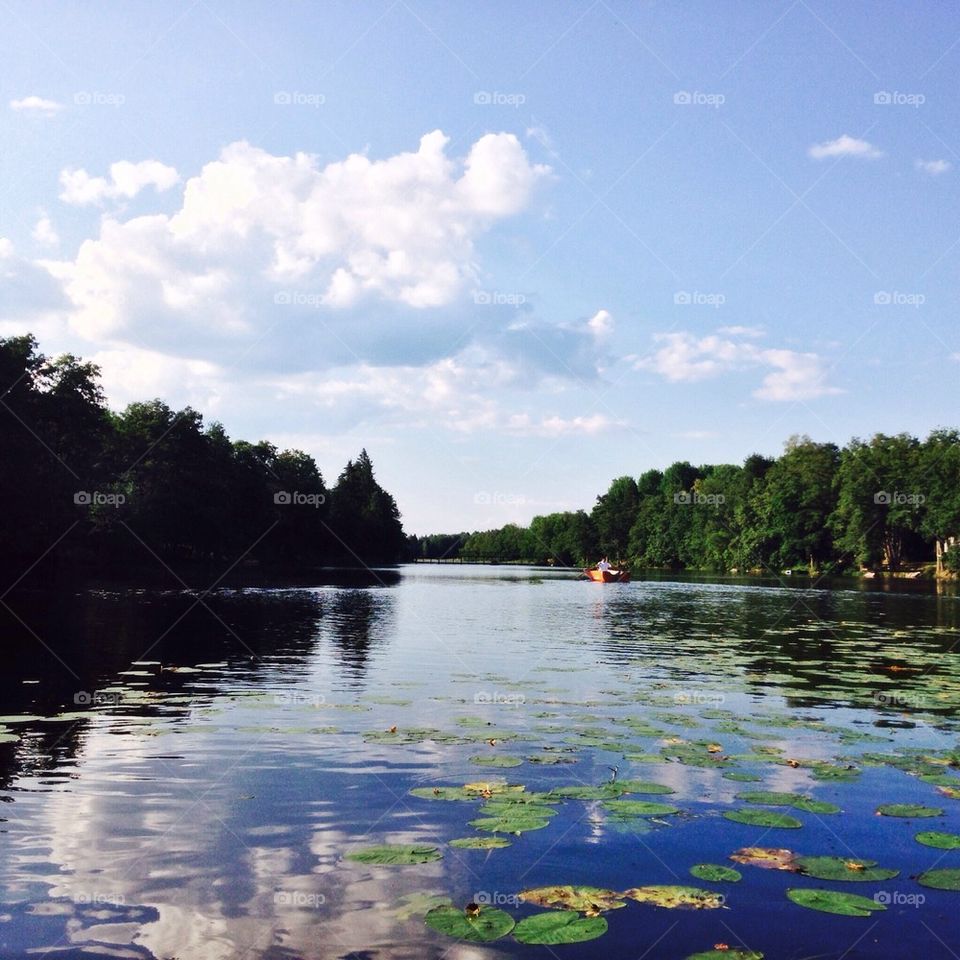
xmin=603 ymin=799 xmax=680 ymax=818
xmin=346 ymin=844 xmax=442 ymax=865
xmin=392 ymin=892 xmax=451 ymax=921
xmin=686 ymin=952 xmax=762 ymax=960
xmin=917 ymin=868 xmax=960 ymax=890
xmin=723 ymin=772 xmax=763 ymax=782
xmin=876 ymin=803 xmax=943 ymax=818
xmin=786 ymin=888 xmax=887 ymax=917
xmin=425 ymin=904 xmax=515 ymax=941
xmin=449 ymin=836 xmax=512 ymax=849
xmin=724 ymin=809 xmax=803 ymax=829
xmin=512 ymin=910 xmax=608 ymax=944
xmin=625 ymin=886 xmax=724 ymax=910
xmin=518 ymin=886 xmax=627 ymax=915
xmin=795 ymin=856 xmax=899 ymax=882
xmin=613 ymin=779 xmax=675 ymax=795
xmin=690 ymin=864 xmax=741 ymax=883
xmin=916 ymin=831 xmax=960 ymax=849
xmin=469 ymin=814 xmax=551 ymax=834
xmin=736 ymin=791 xmax=838 ymax=814
xmin=730 ymin=847 xmax=799 ymax=871
xmin=470 ymin=755 xmax=522 ymax=768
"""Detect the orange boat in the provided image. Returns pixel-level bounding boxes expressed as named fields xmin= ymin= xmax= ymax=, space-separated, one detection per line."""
xmin=584 ymin=568 xmax=631 ymax=583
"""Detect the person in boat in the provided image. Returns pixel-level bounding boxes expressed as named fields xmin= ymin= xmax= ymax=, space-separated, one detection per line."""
xmin=597 ymin=557 xmax=612 ymax=572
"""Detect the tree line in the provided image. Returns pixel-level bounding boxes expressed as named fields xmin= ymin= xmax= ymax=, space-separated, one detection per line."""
xmin=410 ymin=433 xmax=960 ymax=576
xmin=0 ymin=335 xmax=405 ymax=582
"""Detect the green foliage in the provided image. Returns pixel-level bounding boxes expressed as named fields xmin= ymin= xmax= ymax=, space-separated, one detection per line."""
xmin=426 ymin=429 xmax=960 ymax=576
xmin=0 ymin=334 xmax=406 ymax=579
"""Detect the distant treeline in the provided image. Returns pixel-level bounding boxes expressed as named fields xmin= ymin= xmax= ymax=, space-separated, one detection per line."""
xmin=1 ymin=335 xmax=405 ymax=581
xmin=411 ymin=434 xmax=960 ymax=576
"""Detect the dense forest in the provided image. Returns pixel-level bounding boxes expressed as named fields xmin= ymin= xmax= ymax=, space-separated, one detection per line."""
xmin=0 ymin=335 xmax=405 ymax=581
xmin=410 ymin=434 xmax=960 ymax=577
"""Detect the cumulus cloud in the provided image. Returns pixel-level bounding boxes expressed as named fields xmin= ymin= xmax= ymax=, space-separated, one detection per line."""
xmin=32 ymin=214 xmax=59 ymax=248
xmin=638 ymin=330 xmax=840 ymax=401
xmin=9 ymin=95 xmax=62 ymax=116
xmin=587 ymin=308 xmax=613 ymax=339
xmin=916 ymin=158 xmax=951 ymax=176
xmin=808 ymin=134 xmax=883 ymax=160
xmin=43 ymin=131 xmax=550 ymax=348
xmin=59 ymin=160 xmax=180 ymax=205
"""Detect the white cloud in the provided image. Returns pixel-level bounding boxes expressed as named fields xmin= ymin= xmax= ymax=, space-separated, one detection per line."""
xmin=9 ymin=95 xmax=62 ymax=116
xmin=808 ymin=134 xmax=883 ymax=160
xmin=0 ymin=238 xmax=14 ymax=259
xmin=587 ymin=308 xmax=613 ymax=339
xmin=916 ymin=158 xmax=951 ymax=176
xmin=717 ymin=324 xmax=763 ymax=337
xmin=44 ymin=131 xmax=550 ymax=344
xmin=59 ymin=160 xmax=180 ymax=205
xmin=32 ymin=214 xmax=59 ymax=248
xmin=638 ymin=330 xmax=840 ymax=401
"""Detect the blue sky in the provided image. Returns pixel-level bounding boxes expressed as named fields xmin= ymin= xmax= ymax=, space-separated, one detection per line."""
xmin=2 ymin=1 xmax=958 ymax=533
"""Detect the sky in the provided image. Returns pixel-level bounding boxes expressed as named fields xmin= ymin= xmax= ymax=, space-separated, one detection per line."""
xmin=2 ymin=1 xmax=958 ymax=534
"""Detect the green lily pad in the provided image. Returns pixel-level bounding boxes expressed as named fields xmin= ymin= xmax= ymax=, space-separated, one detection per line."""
xmin=425 ymin=904 xmax=515 ymax=941
xmin=690 ymin=864 xmax=741 ymax=883
xmin=392 ymin=892 xmax=451 ymax=921
xmin=603 ymin=800 xmax=680 ymax=818
xmin=513 ymin=910 xmax=608 ymax=944
xmin=724 ymin=809 xmax=803 ymax=829
xmin=547 ymin=785 xmax=615 ymax=800
xmin=916 ymin=831 xmax=960 ymax=849
xmin=723 ymin=772 xmax=763 ymax=782
xmin=346 ymin=844 xmax=442 ymax=865
xmin=625 ymin=886 xmax=725 ymax=909
xmin=409 ymin=786 xmax=475 ymax=801
xmin=795 ymin=856 xmax=899 ymax=882
xmin=786 ymin=888 xmax=887 ymax=916
xmin=917 ymin=868 xmax=960 ymax=890
xmin=518 ymin=886 xmax=627 ymax=914
xmin=613 ymin=779 xmax=675 ymax=795
xmin=470 ymin=755 xmax=522 ymax=768
xmin=736 ymin=791 xmax=838 ymax=814
xmin=792 ymin=798 xmax=840 ymax=814
xmin=876 ymin=803 xmax=943 ymax=818
xmin=448 ymin=836 xmax=512 ymax=849
xmin=469 ymin=814 xmax=551 ymax=834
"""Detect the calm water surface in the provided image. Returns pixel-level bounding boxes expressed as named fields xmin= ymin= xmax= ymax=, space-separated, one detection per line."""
xmin=1 ymin=566 xmax=960 ymax=959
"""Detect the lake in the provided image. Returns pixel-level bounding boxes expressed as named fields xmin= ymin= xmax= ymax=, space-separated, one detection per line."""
xmin=1 ymin=565 xmax=960 ymax=959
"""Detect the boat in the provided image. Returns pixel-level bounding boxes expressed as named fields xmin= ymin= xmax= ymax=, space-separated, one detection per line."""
xmin=583 ymin=568 xmax=631 ymax=583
